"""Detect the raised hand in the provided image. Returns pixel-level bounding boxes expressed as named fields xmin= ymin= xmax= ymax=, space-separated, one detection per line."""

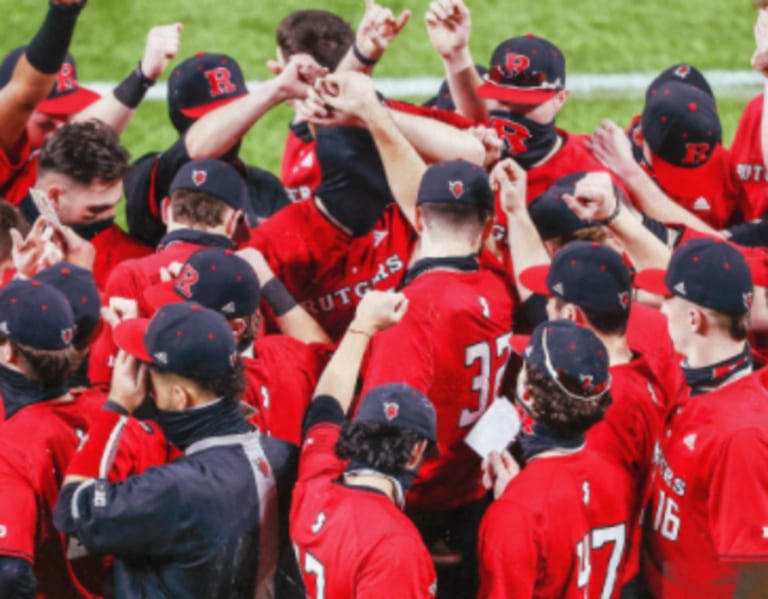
xmin=425 ymin=0 xmax=471 ymax=60
xmin=140 ymin=23 xmax=183 ymax=81
xmin=490 ymin=158 xmax=528 ymax=215
xmin=356 ymin=0 xmax=411 ymax=63
xmin=351 ymin=290 xmax=409 ymax=335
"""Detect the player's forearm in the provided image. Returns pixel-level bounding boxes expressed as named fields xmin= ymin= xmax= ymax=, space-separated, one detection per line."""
xmin=260 ymin=275 xmax=332 ymax=346
xmin=184 ymin=79 xmax=287 ymax=160
xmin=608 ymin=205 xmax=671 ymax=271
xmin=313 ymin=326 xmax=372 ymax=414
xmin=364 ymin=103 xmax=426 ymax=226
xmin=442 ymin=48 xmax=488 ymax=121
xmin=506 ymin=212 xmax=550 ymax=302
xmin=620 ymin=161 xmax=720 ymax=235
xmin=389 ymin=105 xmax=484 ymax=165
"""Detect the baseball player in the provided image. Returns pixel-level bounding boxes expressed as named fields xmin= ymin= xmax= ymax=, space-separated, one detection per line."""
xmin=56 ymin=302 xmax=297 ymax=598
xmin=291 ymin=290 xmax=438 ymax=598
xmin=478 ymin=320 xmax=634 ymax=599
xmin=359 ymin=159 xmax=514 ymax=597
xmin=144 ymin=246 xmax=331 ymax=444
xmin=633 ymin=238 xmax=768 ymax=598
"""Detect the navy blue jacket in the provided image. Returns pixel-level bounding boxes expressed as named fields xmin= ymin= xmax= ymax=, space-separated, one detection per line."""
xmin=55 ymin=431 xmax=297 ymax=599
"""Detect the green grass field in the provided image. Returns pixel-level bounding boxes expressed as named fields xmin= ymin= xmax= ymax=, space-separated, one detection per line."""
xmin=3 ymin=0 xmax=765 ymax=196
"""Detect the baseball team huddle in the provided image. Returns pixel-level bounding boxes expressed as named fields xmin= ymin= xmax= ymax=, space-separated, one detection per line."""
xmin=1 ymin=0 xmax=768 ymax=597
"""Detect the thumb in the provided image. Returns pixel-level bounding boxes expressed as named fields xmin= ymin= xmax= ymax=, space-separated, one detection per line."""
xmin=266 ymin=59 xmax=283 ymax=75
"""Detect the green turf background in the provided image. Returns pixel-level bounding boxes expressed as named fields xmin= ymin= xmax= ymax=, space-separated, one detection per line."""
xmin=4 ymin=0 xmax=766 ymax=223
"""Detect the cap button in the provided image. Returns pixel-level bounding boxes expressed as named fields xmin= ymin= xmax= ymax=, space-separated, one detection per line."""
xmin=526 ymin=32 xmax=535 ymax=38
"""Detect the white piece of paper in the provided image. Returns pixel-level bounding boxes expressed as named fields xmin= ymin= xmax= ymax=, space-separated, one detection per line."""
xmin=464 ymin=398 xmax=521 ymax=459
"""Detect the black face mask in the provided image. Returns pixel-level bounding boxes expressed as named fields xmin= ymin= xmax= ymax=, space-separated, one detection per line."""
xmin=489 ymin=109 xmax=560 ymax=170
xmin=155 ymin=397 xmax=250 ymax=450
xmin=0 ymin=363 xmax=68 ymax=419
xmin=71 ymin=217 xmax=115 ymax=241
xmin=683 ymin=344 xmax=753 ymax=396
xmin=518 ymin=421 xmax=585 ymax=463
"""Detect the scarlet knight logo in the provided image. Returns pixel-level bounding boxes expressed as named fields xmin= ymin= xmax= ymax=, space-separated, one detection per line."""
xmin=203 ymin=67 xmax=236 ymax=97
xmin=449 ymin=180 xmax=464 ymax=199
xmin=504 ymin=53 xmax=531 ymax=75
xmin=674 ymin=64 xmax=691 ymax=79
xmin=383 ymin=402 xmax=399 ymax=421
xmin=579 ymin=373 xmax=594 ymax=391
xmin=175 ymin=264 xmax=200 ymax=298
xmin=61 ymin=328 xmax=73 ymax=344
xmin=192 ymin=170 xmax=207 ymax=186
xmin=618 ymin=291 xmax=630 ymax=308
xmin=744 ymin=291 xmax=754 ymax=309
xmin=681 ymin=142 xmax=711 ymax=166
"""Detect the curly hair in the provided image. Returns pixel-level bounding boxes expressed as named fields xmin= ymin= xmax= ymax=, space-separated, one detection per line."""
xmin=38 ymin=119 xmax=130 ymax=184
xmin=335 ymin=421 xmax=422 ymax=475
xmin=525 ymin=362 xmax=611 ymax=436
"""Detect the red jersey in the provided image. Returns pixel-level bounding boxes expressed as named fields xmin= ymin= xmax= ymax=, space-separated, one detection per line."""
xmin=477 ymin=448 xmax=635 ymax=599
xmin=0 ymin=138 xmax=39 ymax=206
xmin=88 ymin=232 xmax=234 ymax=386
xmin=730 ymin=94 xmax=768 ymax=220
xmin=280 ymin=124 xmax=320 ymax=204
xmin=89 ymin=224 xmax=152 ymax=290
xmin=361 ymin=258 xmax=515 ymax=511
xmin=248 ymin=200 xmax=417 ymax=342
xmin=242 ymin=336 xmax=329 ymax=445
xmin=290 ymin=421 xmax=437 ymax=599
xmin=643 ymin=368 xmax=768 ymax=598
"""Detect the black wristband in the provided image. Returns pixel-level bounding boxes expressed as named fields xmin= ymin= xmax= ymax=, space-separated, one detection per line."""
xmin=598 ymin=197 xmax=621 ymax=226
xmin=26 ymin=1 xmax=86 ymax=75
xmin=352 ymin=43 xmax=378 ymax=67
xmin=113 ymin=62 xmax=156 ymax=109
xmin=261 ymin=278 xmax=298 ymax=316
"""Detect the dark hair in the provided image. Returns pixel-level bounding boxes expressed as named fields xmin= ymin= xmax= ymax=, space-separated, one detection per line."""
xmin=276 ymin=10 xmax=354 ymax=70
xmin=170 ymin=189 xmax=232 ymax=228
xmin=38 ymin=120 xmax=130 ymax=184
xmin=335 ymin=421 xmax=422 ymax=475
xmin=0 ymin=201 xmax=29 ymax=263
xmin=553 ymin=297 xmax=629 ymax=337
xmin=2 ymin=337 xmax=76 ymax=387
xmin=525 ymin=363 xmax=611 ymax=436
xmin=419 ymin=201 xmax=493 ymax=236
xmin=710 ymin=309 xmax=750 ymax=341
xmin=150 ymin=359 xmax=246 ymax=403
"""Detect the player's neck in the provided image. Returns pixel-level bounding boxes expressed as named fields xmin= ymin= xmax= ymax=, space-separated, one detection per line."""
xmin=684 ymin=337 xmax=748 ymax=369
xmin=417 ymin=239 xmax=478 ymax=260
xmin=595 ymin=333 xmax=633 ymax=366
xmin=342 ymin=472 xmax=398 ymax=504
xmin=165 ymin=220 xmax=229 ymax=237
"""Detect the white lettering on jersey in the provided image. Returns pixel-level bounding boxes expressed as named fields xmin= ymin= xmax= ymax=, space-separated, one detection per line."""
xmin=582 ymin=481 xmax=590 ymax=505
xmin=0 ymin=525 xmax=6 ymax=538
xmin=479 ymin=296 xmax=490 ymax=319
xmin=683 ymin=433 xmax=697 ymax=451
xmin=311 ymin=512 xmax=326 ymax=535
xmin=762 ymin=526 xmax=768 ymax=539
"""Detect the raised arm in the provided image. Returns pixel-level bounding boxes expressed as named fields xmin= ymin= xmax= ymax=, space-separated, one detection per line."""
xmin=0 ymin=0 xmax=86 ymax=154
xmin=425 ymin=0 xmax=487 ymax=121
xmin=313 ymin=290 xmax=407 ymax=413
xmin=184 ymin=54 xmax=327 ymax=160
xmin=490 ymin=158 xmax=550 ymax=302
xmin=75 ymin=23 xmax=182 ymax=134
xmin=752 ymin=8 xmax=768 ymax=174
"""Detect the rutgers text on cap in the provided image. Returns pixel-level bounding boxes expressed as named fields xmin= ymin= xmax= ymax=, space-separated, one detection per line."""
xmin=476 ymin=34 xmax=565 ymax=105
xmin=356 ymin=382 xmax=438 ymax=443
xmin=416 ymin=159 xmax=493 ymax=210
xmin=113 ymin=302 xmax=238 ymax=379
xmin=0 ymin=46 xmax=99 ymax=116
xmin=511 ymin=319 xmax=610 ymax=401
xmin=520 ymin=241 xmax=632 ymax=313
xmin=634 ymin=238 xmax=753 ymax=315
xmin=144 ymin=248 xmax=261 ymax=318
xmin=641 ymin=81 xmax=721 ymax=168
xmin=168 ymin=52 xmax=248 ymax=132
xmin=0 ymin=280 xmax=75 ymax=350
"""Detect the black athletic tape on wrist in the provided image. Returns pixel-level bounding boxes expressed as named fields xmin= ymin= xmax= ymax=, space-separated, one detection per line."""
xmin=261 ymin=278 xmax=297 ymax=316
xmin=113 ymin=62 xmax=156 ymax=109
xmin=352 ymin=43 xmax=378 ymax=67
xmin=598 ymin=183 xmax=625 ymax=226
xmin=26 ymin=1 xmax=86 ymax=74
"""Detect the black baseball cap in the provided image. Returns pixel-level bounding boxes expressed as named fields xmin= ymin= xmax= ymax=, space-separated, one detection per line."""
xmin=167 ymin=52 xmax=248 ymax=133
xmin=356 ymin=383 xmax=439 ymax=455
xmin=0 ymin=280 xmax=75 ymax=350
xmin=35 ymin=263 xmax=101 ymax=346
xmin=476 ymin=34 xmax=565 ymax=105
xmin=646 ymin=63 xmax=714 ymax=101
xmin=510 ymin=319 xmax=611 ymax=401
xmin=520 ymin=241 xmax=632 ymax=313
xmin=144 ymin=248 xmax=260 ymax=318
xmin=634 ymin=238 xmax=753 ymax=315
xmin=416 ymin=159 xmax=493 ymax=210
xmin=528 ymin=172 xmax=598 ymax=240
xmin=114 ymin=302 xmax=238 ymax=379
xmin=0 ymin=46 xmax=99 ymax=116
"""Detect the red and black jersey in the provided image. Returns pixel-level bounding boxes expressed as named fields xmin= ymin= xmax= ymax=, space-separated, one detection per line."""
xmin=477 ymin=448 xmax=635 ymax=599
xmin=280 ymin=122 xmax=320 ymax=204
xmin=361 ymin=255 xmax=515 ymax=511
xmin=248 ymin=200 xmax=417 ymax=342
xmin=291 ymin=419 xmax=437 ymax=598
xmin=643 ymin=368 xmax=768 ymax=598
xmin=242 ymin=335 xmax=330 ymax=446
xmin=730 ymin=94 xmax=768 ymax=221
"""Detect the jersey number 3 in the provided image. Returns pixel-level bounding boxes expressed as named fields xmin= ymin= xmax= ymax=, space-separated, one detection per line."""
xmin=459 ymin=333 xmax=512 ymax=428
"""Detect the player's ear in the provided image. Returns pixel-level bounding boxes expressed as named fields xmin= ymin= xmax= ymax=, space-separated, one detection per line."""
xmin=171 ymin=382 xmax=193 ymax=410
xmin=46 ymin=184 xmax=63 ymax=209
xmin=406 ymin=439 xmax=429 ymax=469
xmin=552 ymin=89 xmax=569 ymax=112
xmin=563 ymin=302 xmax=583 ymax=324
xmin=414 ymin=207 xmax=425 ymax=234
xmin=689 ymin=305 xmax=705 ymax=334
xmin=228 ymin=317 xmax=247 ymax=343
xmin=160 ymin=197 xmax=172 ymax=225
xmin=224 ymin=209 xmax=244 ymax=238
xmin=480 ymin=215 xmax=494 ymax=244
xmin=632 ymin=125 xmax=644 ymax=150
xmin=0 ymin=339 xmax=16 ymax=365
